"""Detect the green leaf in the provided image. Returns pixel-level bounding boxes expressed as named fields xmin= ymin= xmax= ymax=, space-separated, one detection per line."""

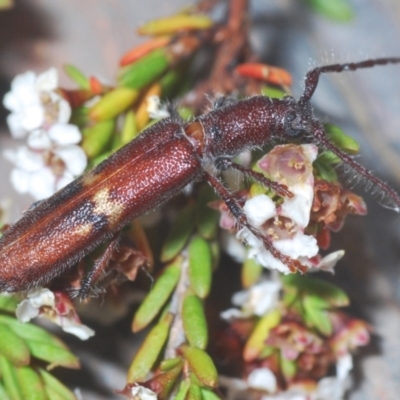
xmin=39 ymin=369 xmax=76 ymax=400
xmin=318 ymin=150 xmax=341 ymax=165
xmin=121 ymin=110 xmax=138 ymax=145
xmin=161 ymin=203 xmax=196 ymax=262
xmin=0 ymin=316 xmax=79 ymax=369
xmin=118 ymin=49 xmax=170 ymax=89
xmin=244 ymin=310 xmax=281 ymax=362
xmin=305 ymin=0 xmax=353 ymax=22
xmin=0 ymin=324 xmax=30 ymax=366
xmin=261 ymin=86 xmax=286 ymax=99
xmin=89 ymin=88 xmax=139 ymax=122
xmin=201 ymin=388 xmax=223 ymax=400
xmin=0 ymin=295 xmax=18 ymax=312
xmin=241 ymin=258 xmax=262 ymax=289
xmin=195 ymin=185 xmax=218 ymax=240
xmin=152 ymin=364 xmax=183 ymax=399
xmin=325 ymin=123 xmax=359 ymax=154
xmin=63 ymin=64 xmax=89 ymax=90
xmin=280 ymin=356 xmax=297 ymax=379
xmin=138 ymin=15 xmax=213 ymax=36
xmin=182 ymin=294 xmax=208 ymax=350
xmin=180 ymin=346 xmax=218 ymax=388
xmin=0 ymin=355 xmax=23 ymax=400
xmin=0 ymin=0 xmax=13 ymax=10
xmin=177 ymin=106 xmax=194 ymax=121
xmin=303 ymin=297 xmax=333 ymax=336
xmin=313 ymin=159 xmax=338 ymax=182
xmin=127 ymin=314 xmax=172 ymax=383
xmin=132 ymin=261 xmax=181 ymax=332
xmin=185 ymin=384 xmax=202 ymax=400
xmin=188 ymin=236 xmax=212 ymax=299
xmin=27 ymin=342 xmax=80 ymax=370
xmin=0 ymin=383 xmax=11 ymax=400
xmin=81 ymin=119 xmax=115 ymax=159
xmin=16 ymin=367 xmax=48 ymax=400
xmin=282 ymin=275 xmax=349 ymax=307
xmin=282 ymin=285 xmax=298 ymax=308
xmin=174 ymin=380 xmax=190 ymax=400
xmin=159 ymin=357 xmax=182 ymax=372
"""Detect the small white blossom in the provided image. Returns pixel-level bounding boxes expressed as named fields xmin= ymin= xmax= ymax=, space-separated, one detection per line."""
xmin=221 ymin=279 xmax=281 ymax=320
xmin=3 ymin=68 xmax=70 ymax=138
xmin=16 ymin=288 xmax=55 ymax=322
xmin=4 ymin=124 xmax=87 ymax=200
xmin=16 ymin=288 xmax=94 ymax=340
xmin=146 ymin=95 xmax=170 ymax=119
xmin=219 ymin=355 xmax=353 ymax=400
xmin=220 ymin=231 xmax=247 ymax=263
xmin=314 ymin=354 xmax=352 ymax=400
xmin=248 ymin=368 xmax=277 ymax=393
xmin=129 ymin=385 xmax=157 ymax=400
xmin=305 ymin=250 xmax=345 ymax=274
xmin=237 ymin=144 xmax=319 ymax=273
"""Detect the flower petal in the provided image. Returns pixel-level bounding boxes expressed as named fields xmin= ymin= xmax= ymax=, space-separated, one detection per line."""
xmin=54 ymin=145 xmax=87 ymax=176
xmin=248 ymin=367 xmax=277 ymax=393
xmin=35 ymin=68 xmax=58 ymax=91
xmin=274 ymin=233 xmax=318 ymax=259
xmin=9 ymin=168 xmax=31 ymax=194
xmin=48 ymin=123 xmax=82 ymax=145
xmin=27 ymin=130 xmax=52 ymax=150
xmin=243 ymin=194 xmax=276 ymax=227
xmin=29 ymin=168 xmax=57 ymax=200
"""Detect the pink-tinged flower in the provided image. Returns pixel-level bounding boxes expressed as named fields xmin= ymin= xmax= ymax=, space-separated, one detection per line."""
xmin=237 ymin=144 xmax=319 ymax=274
xmin=3 ymin=68 xmax=71 ymax=138
xmin=16 ymin=288 xmax=94 ymax=340
xmin=330 ymin=314 xmax=370 ymax=357
xmin=4 ymin=123 xmax=87 ymax=200
xmin=116 ymin=384 xmax=158 ymax=400
xmin=303 ymin=250 xmax=345 ymax=274
xmin=221 ymin=280 xmax=281 ymax=320
xmin=311 ymin=180 xmax=367 ymax=232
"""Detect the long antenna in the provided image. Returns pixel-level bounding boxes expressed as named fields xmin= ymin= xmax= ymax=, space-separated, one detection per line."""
xmin=312 ymin=125 xmax=400 ymax=212
xmin=301 ymin=57 xmax=400 ymax=102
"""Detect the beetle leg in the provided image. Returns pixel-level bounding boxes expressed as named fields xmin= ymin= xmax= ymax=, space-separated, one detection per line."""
xmin=74 ymin=232 xmax=121 ymax=299
xmin=204 ymin=172 xmax=306 ymax=273
xmin=215 ymin=157 xmax=294 ymax=198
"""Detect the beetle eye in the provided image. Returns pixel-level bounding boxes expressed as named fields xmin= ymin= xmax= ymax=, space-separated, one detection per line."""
xmin=284 ymin=111 xmax=303 ymax=138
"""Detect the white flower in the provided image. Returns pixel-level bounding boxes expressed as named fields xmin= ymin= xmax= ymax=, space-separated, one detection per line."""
xmin=3 ymin=69 xmax=70 ymax=138
xmin=129 ymin=385 xmax=157 ymax=400
xmin=146 ymin=95 xmax=170 ymax=119
xmin=219 ymin=355 xmax=353 ymax=400
xmin=220 ymin=231 xmax=247 ymax=263
xmin=4 ymin=123 xmax=87 ymax=200
xmin=221 ymin=279 xmax=281 ymax=320
xmin=248 ymin=368 xmax=277 ymax=393
xmin=219 ymin=376 xmax=249 ymax=400
xmin=16 ymin=288 xmax=94 ymax=340
xmin=314 ymin=354 xmax=352 ymax=400
xmin=237 ymin=144 xmax=319 ymax=273
xmin=305 ymin=250 xmax=345 ymax=274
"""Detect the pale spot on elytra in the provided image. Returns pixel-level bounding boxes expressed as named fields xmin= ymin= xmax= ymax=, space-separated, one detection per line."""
xmin=81 ymin=172 xmax=99 ymax=187
xmin=71 ymin=223 xmax=93 ymax=236
xmin=92 ymin=188 xmax=124 ymax=228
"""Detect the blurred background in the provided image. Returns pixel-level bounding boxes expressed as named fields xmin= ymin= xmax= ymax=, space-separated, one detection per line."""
xmin=0 ymin=0 xmax=399 ymax=399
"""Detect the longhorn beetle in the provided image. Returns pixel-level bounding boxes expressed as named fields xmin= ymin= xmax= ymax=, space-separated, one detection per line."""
xmin=1 ymin=57 xmax=400 ymax=297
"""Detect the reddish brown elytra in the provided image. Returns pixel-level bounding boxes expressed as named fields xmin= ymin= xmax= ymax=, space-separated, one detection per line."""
xmin=1 ymin=57 xmax=400 ymax=297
